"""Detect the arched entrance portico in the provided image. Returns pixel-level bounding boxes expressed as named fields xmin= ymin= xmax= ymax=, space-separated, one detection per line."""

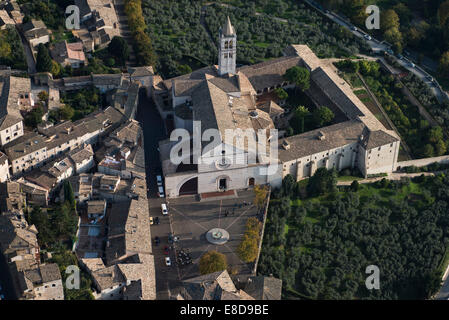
xmin=179 ymin=177 xmax=198 ymax=196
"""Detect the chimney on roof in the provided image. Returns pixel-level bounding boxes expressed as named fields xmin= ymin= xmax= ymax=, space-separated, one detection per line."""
xmin=317 ymin=131 xmax=325 ymax=140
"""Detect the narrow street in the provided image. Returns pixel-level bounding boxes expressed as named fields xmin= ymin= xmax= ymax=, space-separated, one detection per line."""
xmin=16 ymin=25 xmax=36 ymax=74
xmin=135 ymin=90 xmax=181 ymax=300
xmin=113 ymin=0 xmax=137 ymax=67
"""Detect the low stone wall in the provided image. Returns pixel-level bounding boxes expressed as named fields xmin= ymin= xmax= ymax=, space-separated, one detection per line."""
xmin=396 ymin=155 xmax=449 ymax=170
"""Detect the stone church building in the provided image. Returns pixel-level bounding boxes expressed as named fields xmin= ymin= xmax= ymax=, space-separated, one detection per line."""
xmin=150 ymin=17 xmax=401 ymax=198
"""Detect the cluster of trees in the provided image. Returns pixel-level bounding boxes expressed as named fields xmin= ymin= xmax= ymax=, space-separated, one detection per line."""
xmin=401 ymin=161 xmax=449 ymax=174
xmin=0 ymin=26 xmax=27 ymax=70
xmin=26 ymin=181 xmax=78 ymax=249
xmin=199 ymin=251 xmax=227 ymax=275
xmin=141 ymin=0 xmax=368 ymax=78
xmin=24 ymin=91 xmax=48 ymax=128
xmin=338 ymin=59 xmax=448 ymax=158
xmin=48 ymin=250 xmax=94 ymax=300
xmin=237 ymin=217 xmax=262 ymax=263
xmin=289 ymin=105 xmax=335 ymax=135
xmin=108 ymin=37 xmax=130 ymax=67
xmin=58 ymin=87 xmax=104 ymax=122
xmin=125 ymin=0 xmax=157 ymax=66
xmin=28 ymin=180 xmax=94 ymax=300
xmin=259 ymin=170 xmax=449 ymax=299
xmin=317 ymin=0 xmax=449 ymax=78
xmin=19 ymin=0 xmax=67 ymax=30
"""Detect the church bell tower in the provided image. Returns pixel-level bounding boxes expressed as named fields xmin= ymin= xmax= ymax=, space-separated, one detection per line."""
xmin=218 ymin=16 xmax=237 ymax=76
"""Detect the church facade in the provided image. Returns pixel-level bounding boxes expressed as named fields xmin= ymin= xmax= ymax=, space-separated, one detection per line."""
xmin=150 ymin=17 xmax=401 ymax=198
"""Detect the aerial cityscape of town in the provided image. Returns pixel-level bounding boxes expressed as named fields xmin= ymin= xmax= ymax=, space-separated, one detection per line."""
xmin=1 ymin=0 xmax=449 ymax=307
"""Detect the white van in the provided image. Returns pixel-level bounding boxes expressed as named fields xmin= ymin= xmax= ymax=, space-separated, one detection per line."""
xmin=161 ymin=203 xmax=168 ymax=215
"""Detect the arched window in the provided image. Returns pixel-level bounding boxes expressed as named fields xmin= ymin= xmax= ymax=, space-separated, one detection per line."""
xmin=229 ymin=40 xmax=233 ymax=48
xmin=224 ymin=41 xmax=228 ymax=49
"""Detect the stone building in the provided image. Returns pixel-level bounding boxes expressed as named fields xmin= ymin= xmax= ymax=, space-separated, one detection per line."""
xmin=151 ymin=18 xmax=401 ymax=197
xmin=5 ymin=106 xmax=123 ymax=176
xmin=0 ymin=75 xmax=32 ymax=146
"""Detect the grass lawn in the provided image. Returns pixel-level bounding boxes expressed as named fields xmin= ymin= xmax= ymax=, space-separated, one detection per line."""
xmin=337 ymin=175 xmax=364 ymax=182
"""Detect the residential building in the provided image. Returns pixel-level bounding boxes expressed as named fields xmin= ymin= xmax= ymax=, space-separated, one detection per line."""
xmin=178 ymin=270 xmax=255 ymax=300
xmin=18 ymin=263 xmax=64 ymax=300
xmin=50 ymin=41 xmax=87 ymax=68
xmin=0 ymin=151 xmax=9 ymax=182
xmin=0 ymin=75 xmax=32 ymax=146
xmin=74 ymin=0 xmax=120 ymax=50
xmin=22 ymin=19 xmax=51 ymax=48
xmin=5 ymin=106 xmax=123 ymax=176
xmin=0 ymin=10 xmax=15 ymax=28
xmin=87 ymin=199 xmax=106 ymax=223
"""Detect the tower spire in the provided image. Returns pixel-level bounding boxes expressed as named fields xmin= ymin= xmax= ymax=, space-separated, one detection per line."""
xmin=218 ymin=16 xmax=237 ymax=76
xmin=223 ymin=16 xmax=234 ymax=36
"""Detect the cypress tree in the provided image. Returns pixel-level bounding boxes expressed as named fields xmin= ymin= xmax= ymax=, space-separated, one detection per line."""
xmin=36 ymin=43 xmax=53 ymax=73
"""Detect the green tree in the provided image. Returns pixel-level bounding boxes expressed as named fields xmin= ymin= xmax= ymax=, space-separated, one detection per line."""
xmin=438 ymin=0 xmax=449 ymax=27
xmin=24 ymin=105 xmax=44 ymax=128
xmin=381 ymin=9 xmax=400 ymax=32
xmin=422 ymin=144 xmax=435 ymax=157
xmin=108 ymin=36 xmax=130 ymax=66
xmin=199 ymin=251 xmax=227 ymax=275
xmin=64 ymin=180 xmax=76 ymax=210
xmin=59 ymin=104 xmax=75 ymax=120
xmin=237 ymin=234 xmax=259 ymax=263
xmin=428 ymin=126 xmax=444 ymax=143
xmin=307 ymin=168 xmax=337 ymax=196
xmin=284 ymin=66 xmax=310 ymax=91
xmin=177 ymin=64 xmax=192 ymax=75
xmin=36 ymin=43 xmax=53 ymax=73
xmin=274 ymin=87 xmax=288 ymax=100
xmin=38 ymin=91 xmax=49 ymax=102
xmin=439 ymin=51 xmax=449 ymax=78
xmin=436 ymin=139 xmax=447 ymax=156
xmin=312 ymin=106 xmax=334 ymax=127
xmin=294 ymin=105 xmax=310 ymax=133
xmin=350 ymin=180 xmax=359 ymax=192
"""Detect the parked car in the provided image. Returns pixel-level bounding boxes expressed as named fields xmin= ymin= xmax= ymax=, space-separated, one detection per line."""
xmin=351 ymin=26 xmax=357 ymax=31
xmin=364 ymin=34 xmax=372 ymax=41
xmin=157 ymin=186 xmax=165 ymax=198
xmin=156 ymin=175 xmax=163 ymax=187
xmin=149 ymin=217 xmax=154 ymax=225
xmin=154 ymin=217 xmax=160 ymax=225
xmin=154 ymin=236 xmax=160 ymax=246
xmin=161 ymin=203 xmax=168 ymax=215
xmin=164 ymin=246 xmax=169 ymax=255
xmin=165 ymin=257 xmax=171 ymax=266
xmin=426 ymin=75 xmax=434 ymax=82
xmin=409 ymin=61 xmax=416 ymax=68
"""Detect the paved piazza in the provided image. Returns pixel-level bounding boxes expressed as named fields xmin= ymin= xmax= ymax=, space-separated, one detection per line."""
xmin=168 ymin=189 xmax=259 ymax=279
